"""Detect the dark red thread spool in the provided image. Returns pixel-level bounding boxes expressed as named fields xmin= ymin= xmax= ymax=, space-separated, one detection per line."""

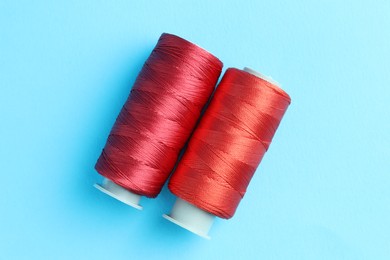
xmin=94 ymin=33 xmax=223 ymax=209
xmin=164 ymin=67 xmax=291 ymax=238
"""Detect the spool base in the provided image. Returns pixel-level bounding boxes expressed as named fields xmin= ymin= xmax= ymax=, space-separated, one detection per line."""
xmin=163 ymin=198 xmax=215 ymax=239
xmin=94 ymin=178 xmax=143 ymax=210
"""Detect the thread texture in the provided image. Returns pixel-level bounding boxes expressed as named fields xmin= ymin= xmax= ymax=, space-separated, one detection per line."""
xmin=169 ymin=68 xmax=291 ymax=218
xmin=95 ymin=33 xmax=222 ymax=197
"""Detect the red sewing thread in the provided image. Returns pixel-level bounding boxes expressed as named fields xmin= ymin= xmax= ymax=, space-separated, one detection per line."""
xmin=169 ymin=68 xmax=291 ymax=218
xmin=95 ymin=33 xmax=223 ymax=198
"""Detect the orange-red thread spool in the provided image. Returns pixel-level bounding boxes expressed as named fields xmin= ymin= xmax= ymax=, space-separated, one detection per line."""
xmin=164 ymin=67 xmax=291 ymax=238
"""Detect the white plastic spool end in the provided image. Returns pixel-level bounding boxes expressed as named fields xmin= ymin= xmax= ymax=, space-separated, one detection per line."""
xmin=244 ymin=67 xmax=281 ymax=87
xmin=163 ymin=198 xmax=215 ymax=239
xmin=94 ymin=178 xmax=143 ymax=210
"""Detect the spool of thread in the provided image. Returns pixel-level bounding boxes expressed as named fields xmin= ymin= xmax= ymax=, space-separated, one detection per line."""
xmin=94 ymin=33 xmax=223 ymax=209
xmin=163 ymin=67 xmax=291 ymax=238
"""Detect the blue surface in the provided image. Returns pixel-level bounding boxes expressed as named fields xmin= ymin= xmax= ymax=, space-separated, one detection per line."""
xmin=1 ymin=1 xmax=389 ymax=259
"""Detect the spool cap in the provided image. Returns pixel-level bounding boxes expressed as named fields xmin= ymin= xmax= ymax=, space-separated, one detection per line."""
xmin=163 ymin=198 xmax=215 ymax=239
xmin=243 ymin=67 xmax=280 ymax=87
xmin=94 ymin=178 xmax=143 ymax=210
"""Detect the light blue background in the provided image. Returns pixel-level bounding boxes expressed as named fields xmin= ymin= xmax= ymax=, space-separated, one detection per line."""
xmin=1 ymin=1 xmax=389 ymax=259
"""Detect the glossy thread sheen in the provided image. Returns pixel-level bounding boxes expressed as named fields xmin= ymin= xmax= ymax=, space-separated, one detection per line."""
xmin=169 ymin=68 xmax=291 ymax=218
xmin=95 ymin=33 xmax=222 ymax=198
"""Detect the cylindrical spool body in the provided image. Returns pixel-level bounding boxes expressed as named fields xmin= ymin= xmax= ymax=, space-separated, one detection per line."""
xmin=164 ymin=67 xmax=290 ymax=237
xmin=94 ymin=33 xmax=223 ymax=206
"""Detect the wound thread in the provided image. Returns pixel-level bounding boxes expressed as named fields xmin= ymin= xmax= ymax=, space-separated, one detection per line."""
xmin=95 ymin=33 xmax=223 ymax=198
xmin=168 ymin=68 xmax=291 ymax=218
